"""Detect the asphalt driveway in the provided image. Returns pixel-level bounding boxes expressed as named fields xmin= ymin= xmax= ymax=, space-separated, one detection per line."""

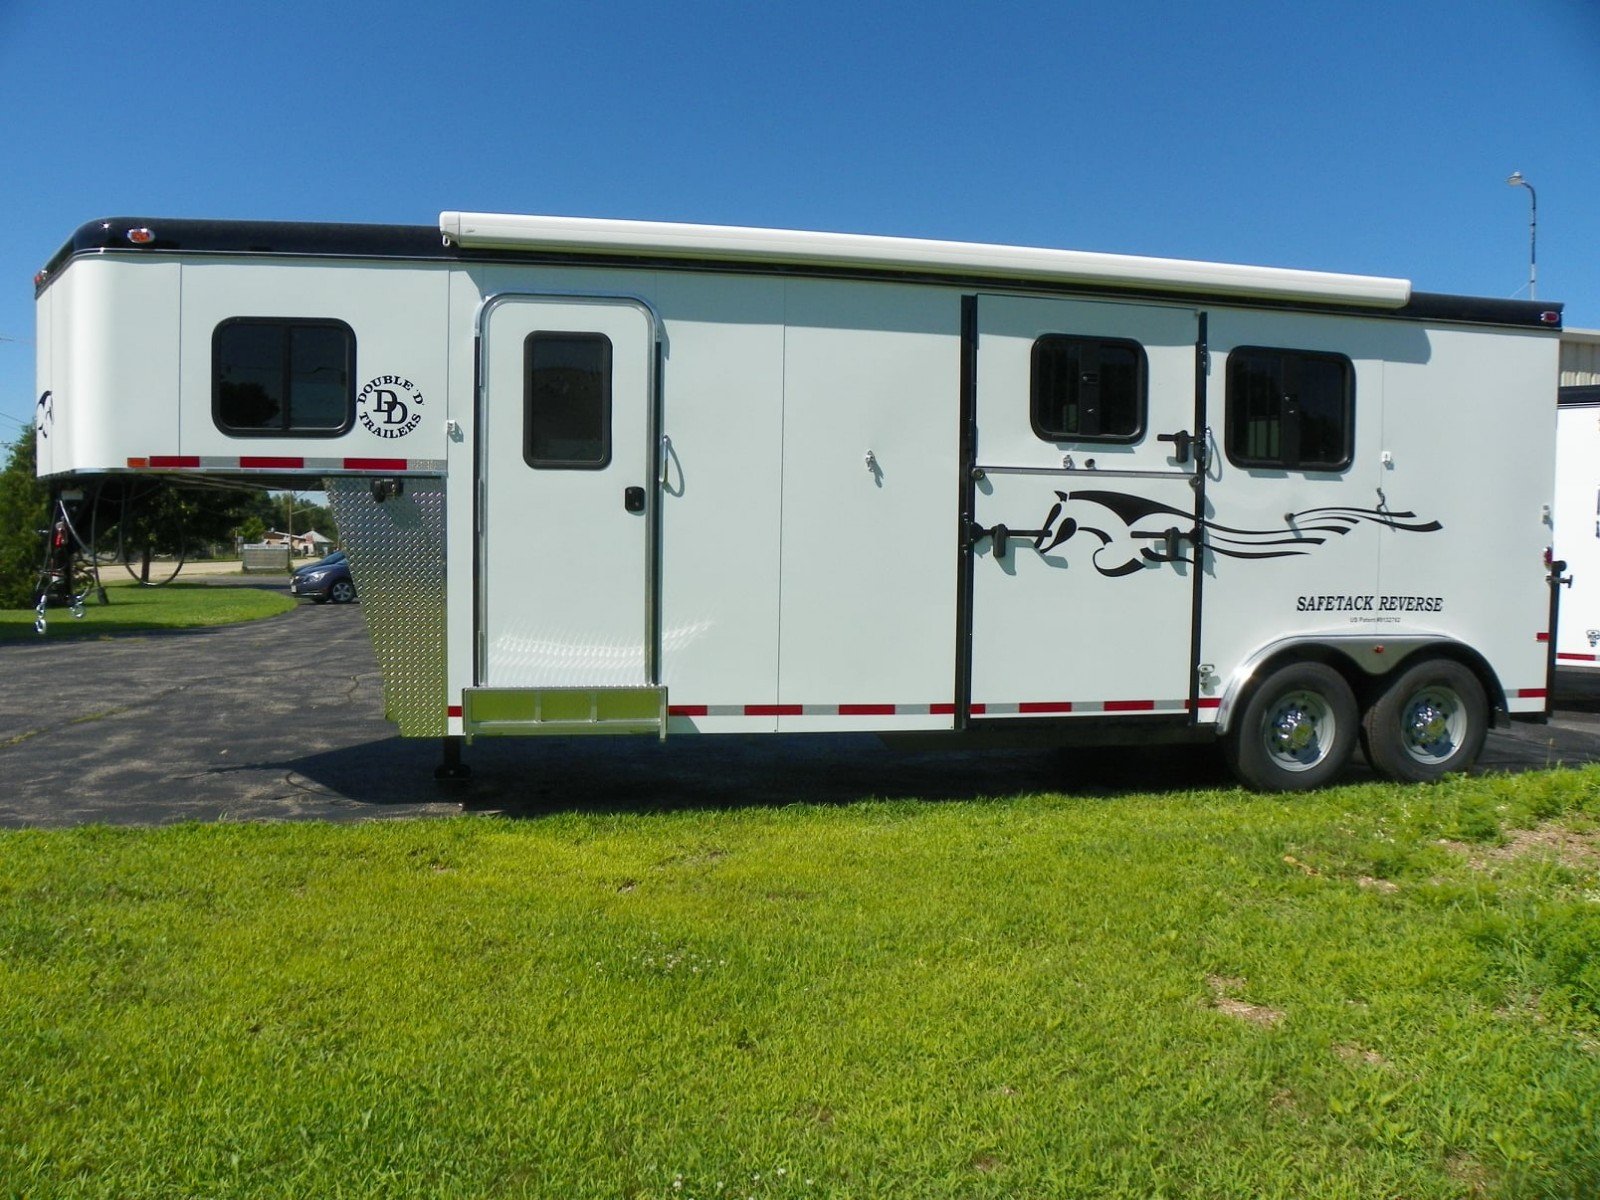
xmin=4 ymin=594 xmax=1600 ymax=828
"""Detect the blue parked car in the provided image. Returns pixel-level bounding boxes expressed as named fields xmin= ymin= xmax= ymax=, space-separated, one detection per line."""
xmin=290 ymin=549 xmax=357 ymax=604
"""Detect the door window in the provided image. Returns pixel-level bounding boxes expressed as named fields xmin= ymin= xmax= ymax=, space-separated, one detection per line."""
xmin=524 ymin=332 xmax=613 ymax=469
xmin=1030 ymin=334 xmax=1146 ymax=442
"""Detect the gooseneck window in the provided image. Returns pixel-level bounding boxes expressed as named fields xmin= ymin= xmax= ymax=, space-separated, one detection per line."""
xmin=213 ymin=319 xmax=355 ymax=436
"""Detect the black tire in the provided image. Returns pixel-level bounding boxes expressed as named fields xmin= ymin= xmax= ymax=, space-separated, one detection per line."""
xmin=329 ymin=579 xmax=357 ymax=605
xmin=1224 ymin=661 xmax=1359 ymax=791
xmin=1360 ymin=659 xmax=1487 ymax=783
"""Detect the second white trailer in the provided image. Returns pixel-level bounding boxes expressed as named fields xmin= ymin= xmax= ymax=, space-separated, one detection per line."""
xmin=1553 ymin=329 xmax=1600 ymax=670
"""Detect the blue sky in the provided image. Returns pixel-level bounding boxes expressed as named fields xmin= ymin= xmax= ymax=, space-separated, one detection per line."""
xmin=2 ymin=0 xmax=1596 ymax=445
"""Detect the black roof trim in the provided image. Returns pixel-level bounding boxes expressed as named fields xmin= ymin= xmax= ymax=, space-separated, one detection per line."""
xmin=1559 ymin=384 xmax=1600 ymax=408
xmin=1398 ymin=291 xmax=1562 ymax=330
xmin=37 ymin=217 xmax=1564 ymax=331
xmin=40 ymin=216 xmax=448 ymax=283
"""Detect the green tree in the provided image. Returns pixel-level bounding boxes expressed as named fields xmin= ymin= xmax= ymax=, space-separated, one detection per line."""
xmin=0 ymin=429 xmax=50 ymax=608
xmin=236 ymin=515 xmax=267 ymax=545
xmin=105 ymin=480 xmax=261 ymax=582
xmin=242 ymin=489 xmax=282 ymax=531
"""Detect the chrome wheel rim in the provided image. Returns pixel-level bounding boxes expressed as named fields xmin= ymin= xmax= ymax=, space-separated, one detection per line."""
xmin=1400 ymin=685 xmax=1465 ymax=765
xmin=1261 ymin=689 xmax=1336 ymax=773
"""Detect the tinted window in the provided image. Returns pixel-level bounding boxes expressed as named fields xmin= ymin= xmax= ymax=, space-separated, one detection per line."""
xmin=1031 ymin=335 xmax=1146 ymax=442
xmin=525 ymin=332 xmax=612 ymax=469
xmin=214 ymin=319 xmax=354 ymax=435
xmin=1225 ymin=347 xmax=1353 ymax=470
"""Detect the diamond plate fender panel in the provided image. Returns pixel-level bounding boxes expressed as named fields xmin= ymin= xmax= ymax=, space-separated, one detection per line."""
xmin=326 ymin=478 xmax=447 ymax=737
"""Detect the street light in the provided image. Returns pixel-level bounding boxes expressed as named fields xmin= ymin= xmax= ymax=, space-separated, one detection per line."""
xmin=1506 ymin=170 xmax=1537 ymax=299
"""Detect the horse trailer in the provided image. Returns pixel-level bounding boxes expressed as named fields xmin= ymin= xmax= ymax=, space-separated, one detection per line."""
xmin=32 ymin=213 xmax=1565 ymax=789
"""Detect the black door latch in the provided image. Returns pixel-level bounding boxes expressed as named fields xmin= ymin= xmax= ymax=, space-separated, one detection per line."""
xmin=1157 ymin=429 xmax=1193 ymax=463
xmin=972 ymin=522 xmax=1050 ymax=558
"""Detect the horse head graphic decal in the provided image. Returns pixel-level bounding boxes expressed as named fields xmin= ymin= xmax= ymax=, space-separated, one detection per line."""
xmin=1024 ymin=489 xmax=1442 ymax=578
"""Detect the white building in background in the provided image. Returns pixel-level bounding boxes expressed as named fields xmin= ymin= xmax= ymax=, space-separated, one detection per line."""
xmin=261 ymin=529 xmax=333 ymax=556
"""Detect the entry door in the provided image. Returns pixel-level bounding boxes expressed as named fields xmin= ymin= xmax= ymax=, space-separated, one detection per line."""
xmin=478 ymin=295 xmax=657 ymax=688
xmin=969 ymin=295 xmax=1202 ymax=716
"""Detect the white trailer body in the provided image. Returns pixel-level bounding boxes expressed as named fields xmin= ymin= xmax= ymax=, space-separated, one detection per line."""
xmin=33 ymin=214 xmax=1563 ymax=788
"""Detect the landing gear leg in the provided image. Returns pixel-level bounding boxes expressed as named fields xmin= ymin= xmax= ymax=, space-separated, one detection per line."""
xmin=435 ymin=736 xmax=472 ymax=783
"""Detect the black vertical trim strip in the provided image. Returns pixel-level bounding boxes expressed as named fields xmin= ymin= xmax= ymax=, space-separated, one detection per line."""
xmin=954 ymin=295 xmax=980 ymax=730
xmin=1188 ymin=312 xmax=1209 ymax=721
xmin=649 ymin=338 xmax=665 ymax=686
xmin=471 ymin=332 xmax=482 ymax=687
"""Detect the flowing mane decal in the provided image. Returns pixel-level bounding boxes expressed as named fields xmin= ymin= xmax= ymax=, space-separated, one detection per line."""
xmin=1030 ymin=489 xmax=1442 ymax=578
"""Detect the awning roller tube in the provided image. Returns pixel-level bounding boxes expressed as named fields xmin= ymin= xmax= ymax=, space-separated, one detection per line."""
xmin=439 ymin=211 xmax=1413 ymax=309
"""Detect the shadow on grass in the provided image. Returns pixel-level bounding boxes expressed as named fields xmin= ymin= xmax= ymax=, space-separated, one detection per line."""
xmin=282 ymin=733 xmax=1237 ymax=818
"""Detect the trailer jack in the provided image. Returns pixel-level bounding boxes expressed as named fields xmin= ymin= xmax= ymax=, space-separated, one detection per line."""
xmin=435 ymin=736 xmax=472 ymax=783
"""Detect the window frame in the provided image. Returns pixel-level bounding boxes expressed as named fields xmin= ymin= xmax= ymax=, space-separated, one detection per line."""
xmin=1029 ymin=333 xmax=1149 ymax=444
xmin=522 ymin=330 xmax=614 ymax=471
xmin=1224 ymin=345 xmax=1355 ymax=472
xmin=212 ymin=317 xmax=356 ymax=438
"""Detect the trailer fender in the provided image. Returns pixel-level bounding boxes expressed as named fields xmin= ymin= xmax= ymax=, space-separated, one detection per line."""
xmin=1215 ymin=636 xmax=1507 ymax=734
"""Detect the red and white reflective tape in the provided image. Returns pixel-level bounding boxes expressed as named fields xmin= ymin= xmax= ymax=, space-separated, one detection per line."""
xmin=128 ymin=455 xmax=446 ymax=473
xmin=668 ymin=703 xmax=947 ymax=718
xmin=666 ymin=697 xmax=1219 ymax=718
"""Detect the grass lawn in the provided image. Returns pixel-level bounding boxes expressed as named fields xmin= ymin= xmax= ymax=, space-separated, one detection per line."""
xmin=0 ymin=579 xmax=294 ymax=641
xmin=2 ymin=770 xmax=1598 ymax=1198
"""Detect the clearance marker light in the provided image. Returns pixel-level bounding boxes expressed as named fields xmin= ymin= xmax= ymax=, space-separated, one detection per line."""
xmin=126 ymin=227 xmax=155 ymax=245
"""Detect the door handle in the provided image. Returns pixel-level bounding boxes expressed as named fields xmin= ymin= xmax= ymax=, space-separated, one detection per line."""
xmin=624 ymin=486 xmax=646 ymax=513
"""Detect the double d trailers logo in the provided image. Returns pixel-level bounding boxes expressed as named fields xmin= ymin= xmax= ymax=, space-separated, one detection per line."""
xmin=357 ymin=375 xmax=424 ymax=439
